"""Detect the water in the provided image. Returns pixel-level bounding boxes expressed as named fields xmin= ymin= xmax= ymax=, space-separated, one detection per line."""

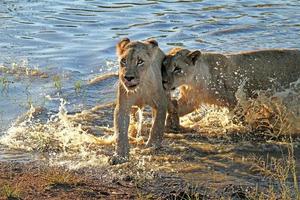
xmin=0 ymin=0 xmax=300 ymax=164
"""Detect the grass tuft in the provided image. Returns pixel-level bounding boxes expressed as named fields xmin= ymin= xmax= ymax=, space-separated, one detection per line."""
xmin=44 ymin=168 xmax=82 ymax=187
xmin=0 ymin=184 xmax=21 ymax=200
xmin=249 ymin=142 xmax=299 ymax=200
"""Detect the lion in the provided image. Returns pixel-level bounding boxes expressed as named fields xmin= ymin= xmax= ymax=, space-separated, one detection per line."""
xmin=109 ymin=38 xmax=178 ymax=165
xmin=162 ymin=48 xmax=300 ymax=116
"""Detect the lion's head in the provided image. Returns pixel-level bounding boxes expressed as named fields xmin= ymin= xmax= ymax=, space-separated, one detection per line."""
xmin=162 ymin=48 xmax=201 ymax=90
xmin=116 ymin=38 xmax=160 ymax=91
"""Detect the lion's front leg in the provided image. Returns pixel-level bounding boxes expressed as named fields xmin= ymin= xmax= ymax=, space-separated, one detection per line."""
xmin=166 ymin=97 xmax=180 ymax=131
xmin=109 ymin=97 xmax=131 ymax=165
xmin=146 ymin=99 xmax=167 ymax=148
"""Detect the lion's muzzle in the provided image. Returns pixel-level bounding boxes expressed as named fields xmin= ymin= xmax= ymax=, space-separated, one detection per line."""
xmin=123 ymin=75 xmax=139 ymax=89
xmin=162 ymin=80 xmax=169 ymax=90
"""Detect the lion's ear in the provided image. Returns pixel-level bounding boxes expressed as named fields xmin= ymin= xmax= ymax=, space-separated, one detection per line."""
xmin=116 ymin=38 xmax=130 ymax=56
xmin=178 ymin=49 xmax=191 ymax=56
xmin=162 ymin=56 xmax=173 ymax=73
xmin=145 ymin=39 xmax=158 ymax=47
xmin=162 ymin=56 xmax=169 ymax=68
xmin=187 ymin=50 xmax=201 ymax=65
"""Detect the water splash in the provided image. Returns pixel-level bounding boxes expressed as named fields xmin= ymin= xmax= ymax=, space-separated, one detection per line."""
xmin=181 ymin=78 xmax=300 ymax=137
xmin=0 ymin=78 xmax=299 ymax=171
xmin=0 ymin=60 xmax=49 ymax=78
xmin=0 ymin=98 xmax=115 ymax=169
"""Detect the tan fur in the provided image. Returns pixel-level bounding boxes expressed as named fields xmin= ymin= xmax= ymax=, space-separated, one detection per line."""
xmin=110 ymin=38 xmax=169 ymax=165
xmin=162 ymin=48 xmax=300 ymax=116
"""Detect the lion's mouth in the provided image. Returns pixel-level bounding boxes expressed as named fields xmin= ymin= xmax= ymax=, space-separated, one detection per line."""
xmin=124 ymin=79 xmax=139 ymax=89
xmin=162 ymin=84 xmax=175 ymax=91
xmin=162 ymin=84 xmax=167 ymax=90
xmin=162 ymin=81 xmax=173 ymax=91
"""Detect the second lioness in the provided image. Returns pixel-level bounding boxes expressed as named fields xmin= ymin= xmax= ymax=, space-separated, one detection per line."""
xmin=162 ymin=48 xmax=300 ymax=116
xmin=110 ymin=38 xmax=175 ymax=165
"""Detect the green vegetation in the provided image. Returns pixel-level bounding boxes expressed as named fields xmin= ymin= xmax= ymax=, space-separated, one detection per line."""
xmin=52 ymin=75 xmax=62 ymax=91
xmin=74 ymin=80 xmax=82 ymax=94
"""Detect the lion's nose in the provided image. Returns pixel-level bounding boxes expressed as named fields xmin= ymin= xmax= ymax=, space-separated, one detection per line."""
xmin=124 ymin=75 xmax=135 ymax=82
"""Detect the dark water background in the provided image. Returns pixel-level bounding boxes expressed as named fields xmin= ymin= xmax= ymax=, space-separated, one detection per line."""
xmin=0 ymin=0 xmax=300 ymax=133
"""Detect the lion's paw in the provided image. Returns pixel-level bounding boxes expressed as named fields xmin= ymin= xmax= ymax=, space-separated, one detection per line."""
xmin=108 ymin=155 xmax=128 ymax=165
xmin=145 ymin=140 xmax=162 ymax=149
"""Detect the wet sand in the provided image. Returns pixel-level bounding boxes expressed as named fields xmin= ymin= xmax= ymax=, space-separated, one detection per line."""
xmin=0 ymin=161 xmax=139 ymax=200
xmin=1 ymin=133 xmax=299 ymax=200
xmin=0 ymin=159 xmax=267 ymax=200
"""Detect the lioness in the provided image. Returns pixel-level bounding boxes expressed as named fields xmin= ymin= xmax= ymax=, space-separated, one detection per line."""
xmin=162 ymin=48 xmax=300 ymax=116
xmin=110 ymin=38 xmax=170 ymax=165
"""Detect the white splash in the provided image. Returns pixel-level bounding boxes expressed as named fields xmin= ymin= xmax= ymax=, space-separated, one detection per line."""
xmin=0 ymin=98 xmax=113 ymax=169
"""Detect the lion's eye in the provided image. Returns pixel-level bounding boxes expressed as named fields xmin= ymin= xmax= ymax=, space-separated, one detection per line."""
xmin=120 ymin=58 xmax=126 ymax=66
xmin=137 ymin=58 xmax=144 ymax=66
xmin=173 ymin=67 xmax=183 ymax=74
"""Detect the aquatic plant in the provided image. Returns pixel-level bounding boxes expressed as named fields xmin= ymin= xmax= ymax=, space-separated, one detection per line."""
xmin=0 ymin=76 xmax=11 ymax=94
xmin=52 ymin=75 xmax=62 ymax=91
xmin=74 ymin=80 xmax=82 ymax=94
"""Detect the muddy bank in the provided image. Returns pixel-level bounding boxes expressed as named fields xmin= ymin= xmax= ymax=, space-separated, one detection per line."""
xmin=0 ymin=159 xmax=279 ymax=200
xmin=0 ymin=132 xmax=299 ymax=200
xmin=0 ymin=161 xmax=138 ymax=200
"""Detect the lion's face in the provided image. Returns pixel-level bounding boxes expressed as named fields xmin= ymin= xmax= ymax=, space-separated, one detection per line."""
xmin=116 ymin=38 xmax=158 ymax=91
xmin=162 ymin=48 xmax=201 ymax=90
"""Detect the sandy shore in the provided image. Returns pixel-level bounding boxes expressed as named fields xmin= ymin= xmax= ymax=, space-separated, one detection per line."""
xmin=1 ymin=136 xmax=299 ymax=200
xmin=0 ymin=161 xmax=140 ymax=200
xmin=0 ymin=160 xmax=257 ymax=200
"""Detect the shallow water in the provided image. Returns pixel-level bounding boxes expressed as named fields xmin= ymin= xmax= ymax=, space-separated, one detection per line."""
xmin=0 ymin=0 xmax=300 ymax=169
xmin=1 ymin=0 xmax=300 ymax=131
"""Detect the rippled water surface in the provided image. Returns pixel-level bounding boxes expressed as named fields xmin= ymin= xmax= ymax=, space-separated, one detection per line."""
xmin=0 ymin=0 xmax=300 ymax=132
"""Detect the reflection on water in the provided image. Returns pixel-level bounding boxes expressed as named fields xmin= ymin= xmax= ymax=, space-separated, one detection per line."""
xmin=0 ymin=0 xmax=300 ymax=166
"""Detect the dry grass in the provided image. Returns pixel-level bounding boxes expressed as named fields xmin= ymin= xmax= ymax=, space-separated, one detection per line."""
xmin=235 ymin=92 xmax=300 ymax=138
xmin=43 ymin=168 xmax=83 ymax=190
xmin=0 ymin=184 xmax=21 ymax=200
xmin=248 ymin=142 xmax=300 ymax=200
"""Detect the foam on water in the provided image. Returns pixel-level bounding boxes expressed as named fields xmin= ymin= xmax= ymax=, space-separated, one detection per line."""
xmin=0 ymin=62 xmax=49 ymax=79
xmin=0 ymin=98 xmax=115 ymax=169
